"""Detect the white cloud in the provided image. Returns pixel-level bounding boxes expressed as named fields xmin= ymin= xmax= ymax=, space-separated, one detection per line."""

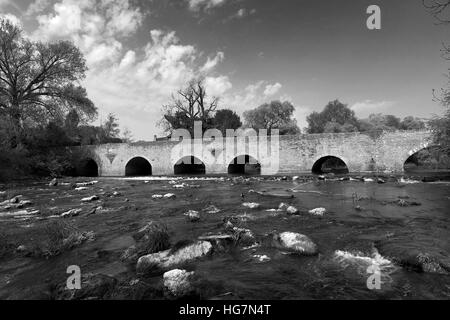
xmin=25 ymin=0 xmax=50 ymax=17
xmin=221 ymin=80 xmax=280 ymax=112
xmin=264 ymin=82 xmax=282 ymax=96
xmin=351 ymin=100 xmax=396 ymax=116
xmin=224 ymin=8 xmax=256 ymax=22
xmin=200 ymin=51 xmax=224 ymax=73
xmin=25 ymin=0 xmax=229 ymax=140
xmin=33 ymin=0 xmax=144 ymax=67
xmin=234 ymin=8 xmax=256 ymax=19
xmin=293 ymin=105 xmax=311 ymax=132
xmin=187 ymin=0 xmax=227 ymax=12
xmin=204 ymin=75 xmax=232 ymax=96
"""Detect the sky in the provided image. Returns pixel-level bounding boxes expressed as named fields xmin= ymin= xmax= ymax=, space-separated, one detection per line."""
xmin=1 ymin=0 xmax=449 ymax=140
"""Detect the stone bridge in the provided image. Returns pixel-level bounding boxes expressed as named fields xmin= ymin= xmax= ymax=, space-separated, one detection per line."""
xmin=72 ymin=130 xmax=432 ymax=176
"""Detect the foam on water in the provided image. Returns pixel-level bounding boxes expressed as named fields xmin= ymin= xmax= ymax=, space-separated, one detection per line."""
xmin=334 ymin=249 xmax=392 ymax=267
xmin=399 ymin=177 xmax=421 ymax=184
xmin=333 ymin=248 xmax=399 ymax=287
xmin=111 ymin=176 xmax=226 ymax=181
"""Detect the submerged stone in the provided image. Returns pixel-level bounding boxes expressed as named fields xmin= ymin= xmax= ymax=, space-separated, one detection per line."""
xmin=49 ymin=178 xmax=58 ymax=187
xmin=242 ymin=202 xmax=260 ymax=209
xmin=81 ymin=195 xmax=99 ymax=202
xmin=163 ymin=269 xmax=194 ymax=296
xmin=272 ymin=232 xmax=318 ymax=255
xmin=184 ymin=210 xmax=200 ymax=222
xmin=308 ymin=207 xmax=326 ymax=216
xmin=136 ymin=241 xmax=212 ymax=273
xmin=286 ymin=206 xmax=299 ymax=215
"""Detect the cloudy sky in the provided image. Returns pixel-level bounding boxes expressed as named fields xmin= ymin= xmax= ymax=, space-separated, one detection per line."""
xmin=1 ymin=0 xmax=449 ymax=140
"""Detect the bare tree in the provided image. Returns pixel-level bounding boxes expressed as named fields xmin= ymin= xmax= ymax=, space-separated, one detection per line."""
xmin=161 ymin=79 xmax=218 ymax=135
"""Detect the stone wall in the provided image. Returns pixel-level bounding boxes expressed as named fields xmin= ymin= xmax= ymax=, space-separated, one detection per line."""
xmin=74 ymin=130 xmax=432 ymax=176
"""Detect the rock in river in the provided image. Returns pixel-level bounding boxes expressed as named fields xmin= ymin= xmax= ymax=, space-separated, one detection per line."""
xmin=203 ymin=205 xmax=221 ymax=214
xmin=136 ymin=241 xmax=213 ymax=273
xmin=272 ymin=232 xmax=318 ymax=255
xmin=184 ymin=210 xmax=200 ymax=222
xmin=61 ymin=208 xmax=82 ymax=218
xmin=242 ymin=202 xmax=260 ymax=209
xmin=81 ymin=195 xmax=99 ymax=202
xmin=376 ymin=239 xmax=450 ymax=275
xmin=308 ymin=207 xmax=326 ymax=216
xmin=286 ymin=206 xmax=299 ymax=215
xmin=163 ymin=269 xmax=194 ymax=296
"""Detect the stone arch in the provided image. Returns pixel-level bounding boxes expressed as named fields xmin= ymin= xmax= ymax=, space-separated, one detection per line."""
xmin=228 ymin=154 xmax=261 ymax=175
xmin=77 ymin=158 xmax=99 ymax=177
xmin=405 ymin=141 xmax=431 ymax=159
xmin=403 ymin=144 xmax=449 ymax=172
xmin=174 ymin=155 xmax=206 ymax=175
xmin=125 ymin=156 xmax=152 ymax=176
xmin=312 ymin=155 xmax=349 ymax=174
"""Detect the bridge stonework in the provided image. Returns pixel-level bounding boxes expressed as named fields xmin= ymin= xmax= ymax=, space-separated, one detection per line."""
xmin=75 ymin=130 xmax=432 ymax=176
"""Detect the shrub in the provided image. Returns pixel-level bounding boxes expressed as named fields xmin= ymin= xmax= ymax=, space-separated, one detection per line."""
xmin=32 ymin=220 xmax=94 ymax=258
xmin=133 ymin=222 xmax=170 ymax=255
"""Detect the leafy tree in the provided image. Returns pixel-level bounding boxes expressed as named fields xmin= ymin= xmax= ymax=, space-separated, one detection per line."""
xmin=0 ymin=18 xmax=98 ymax=179
xmin=102 ymin=113 xmax=120 ymax=139
xmin=429 ymin=110 xmax=450 ymax=153
xmin=323 ymin=121 xmax=358 ymax=133
xmin=77 ymin=125 xmax=102 ymax=145
xmin=360 ymin=113 xmax=402 ymax=131
xmin=64 ymin=109 xmax=80 ymax=132
xmin=121 ymin=127 xmax=134 ymax=143
xmin=161 ymin=79 xmax=217 ymax=135
xmin=424 ymin=0 xmax=450 ymax=153
xmin=0 ymin=19 xmax=96 ymax=132
xmin=212 ymin=109 xmax=242 ymax=135
xmin=243 ymin=100 xmax=300 ymax=135
xmin=400 ymin=116 xmax=426 ymax=130
xmin=357 ymin=114 xmax=424 ymax=132
xmin=306 ymin=100 xmax=359 ymax=133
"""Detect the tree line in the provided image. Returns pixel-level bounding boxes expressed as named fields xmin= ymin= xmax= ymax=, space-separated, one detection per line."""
xmin=160 ymin=82 xmax=427 ymax=137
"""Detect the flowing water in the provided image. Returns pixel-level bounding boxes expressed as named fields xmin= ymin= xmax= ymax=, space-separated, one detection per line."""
xmin=0 ymin=175 xmax=449 ymax=299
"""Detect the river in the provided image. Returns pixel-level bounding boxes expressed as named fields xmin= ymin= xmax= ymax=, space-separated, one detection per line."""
xmin=0 ymin=174 xmax=449 ymax=299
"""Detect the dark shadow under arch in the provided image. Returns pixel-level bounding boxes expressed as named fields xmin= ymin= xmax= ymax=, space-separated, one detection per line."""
xmin=404 ymin=146 xmax=450 ymax=173
xmin=228 ymin=155 xmax=261 ymax=175
xmin=174 ymin=156 xmax=206 ymax=175
xmin=77 ymin=158 xmax=99 ymax=177
xmin=125 ymin=157 xmax=152 ymax=176
xmin=312 ymin=156 xmax=349 ymax=174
